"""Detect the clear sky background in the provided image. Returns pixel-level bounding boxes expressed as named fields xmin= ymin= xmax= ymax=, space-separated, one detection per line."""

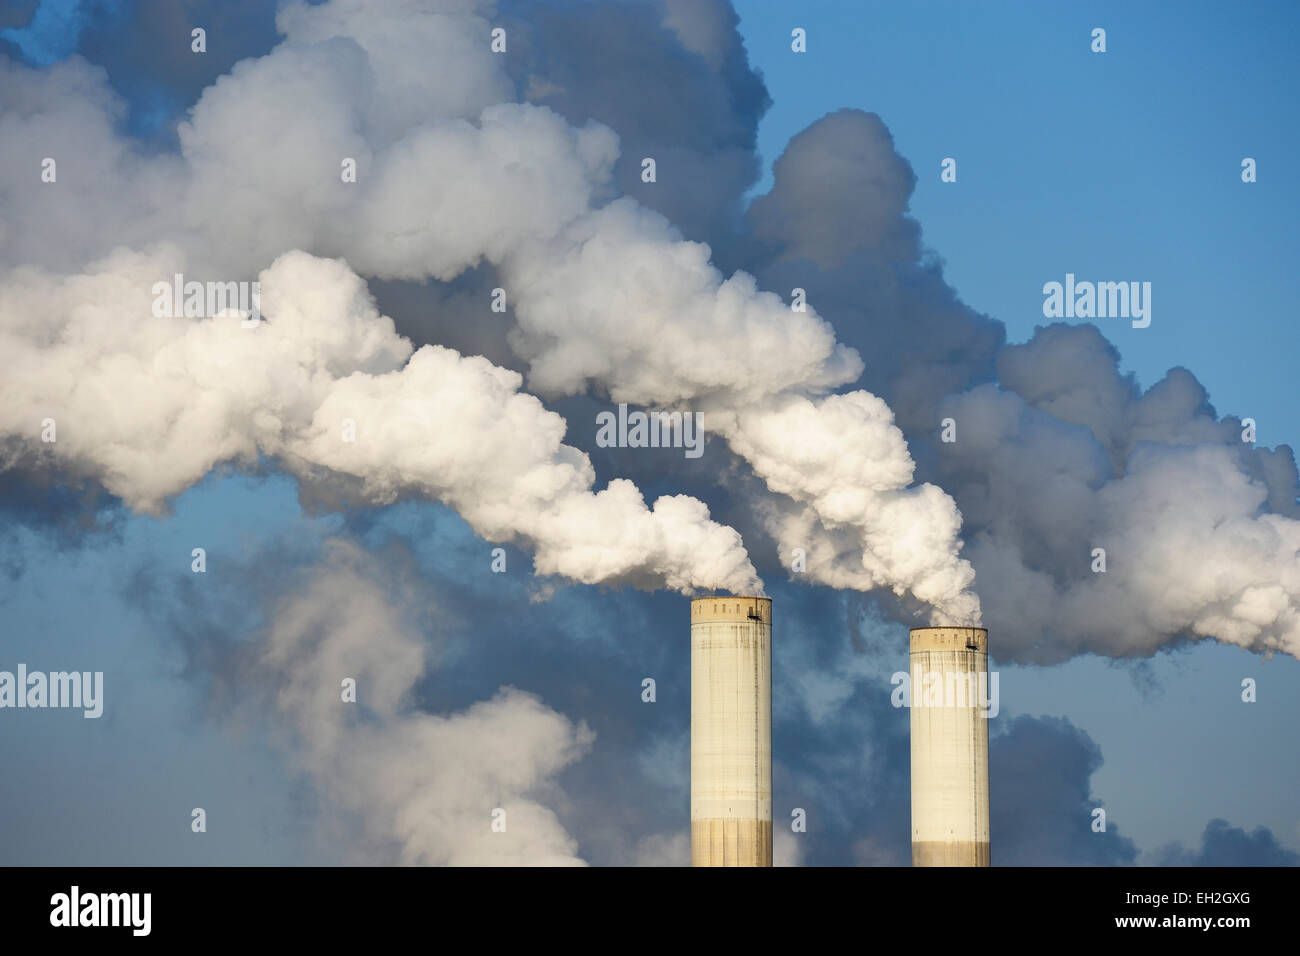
xmin=732 ymin=0 xmax=1300 ymax=853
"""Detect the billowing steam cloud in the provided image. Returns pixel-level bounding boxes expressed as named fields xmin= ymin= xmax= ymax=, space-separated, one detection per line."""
xmin=500 ymin=200 xmax=980 ymax=624
xmin=256 ymin=538 xmax=593 ymax=865
xmin=937 ymin=326 xmax=1300 ymax=660
xmin=0 ymin=246 xmax=759 ymax=593
xmin=3 ymin=0 xmax=1297 ymax=655
xmin=743 ymin=110 xmax=1300 ymax=661
xmin=0 ymin=0 xmax=979 ymax=621
xmin=1 ymin=0 xmax=1296 ymax=872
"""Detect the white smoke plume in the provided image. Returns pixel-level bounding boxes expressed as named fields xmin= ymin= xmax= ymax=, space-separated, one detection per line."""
xmin=10 ymin=0 xmax=1293 ymax=651
xmin=735 ymin=107 xmax=1300 ymax=662
xmin=937 ymin=327 xmax=1300 ymax=661
xmin=0 ymin=247 xmax=760 ymax=593
xmin=0 ymin=2 xmax=618 ymax=278
xmin=0 ymin=0 xmax=978 ymax=620
xmin=501 ymin=200 xmax=980 ymax=623
xmin=257 ymin=538 xmax=593 ymax=865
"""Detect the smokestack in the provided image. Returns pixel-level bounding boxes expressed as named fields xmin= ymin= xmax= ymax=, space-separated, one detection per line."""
xmin=909 ymin=626 xmax=991 ymax=866
xmin=690 ymin=596 xmax=772 ymax=867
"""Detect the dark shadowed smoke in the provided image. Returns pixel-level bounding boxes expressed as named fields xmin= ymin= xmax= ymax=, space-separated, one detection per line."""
xmin=765 ymin=592 xmax=1149 ymax=866
xmin=4 ymin=0 xmax=281 ymax=142
xmin=125 ymin=523 xmax=1195 ymax=866
xmin=990 ymin=715 xmax=1138 ymax=865
xmin=125 ymin=520 xmax=695 ymax=865
xmin=992 ymin=719 xmax=1293 ymax=866
xmin=1150 ymin=819 xmax=1300 ymax=866
xmin=0 ymin=463 xmax=123 ymax=580
xmin=745 ymin=109 xmax=1005 ymax=433
xmin=501 ymin=0 xmax=770 ymax=252
xmin=0 ymin=1 xmax=38 ymax=31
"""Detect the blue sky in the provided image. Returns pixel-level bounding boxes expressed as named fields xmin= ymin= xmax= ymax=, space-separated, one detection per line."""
xmin=0 ymin=0 xmax=1296 ymax=865
xmin=737 ymin=0 xmax=1300 ymax=444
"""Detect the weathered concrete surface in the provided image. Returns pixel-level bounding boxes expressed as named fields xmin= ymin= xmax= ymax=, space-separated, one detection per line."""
xmin=690 ymin=820 xmax=774 ymax=867
xmin=910 ymin=626 xmax=991 ymax=868
xmin=691 ymin=596 xmax=772 ymax=867
xmin=912 ymin=840 xmax=991 ymax=867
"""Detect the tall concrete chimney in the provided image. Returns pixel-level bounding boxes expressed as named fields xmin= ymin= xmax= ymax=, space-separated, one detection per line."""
xmin=690 ymin=596 xmax=772 ymax=867
xmin=909 ymin=626 xmax=991 ymax=866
